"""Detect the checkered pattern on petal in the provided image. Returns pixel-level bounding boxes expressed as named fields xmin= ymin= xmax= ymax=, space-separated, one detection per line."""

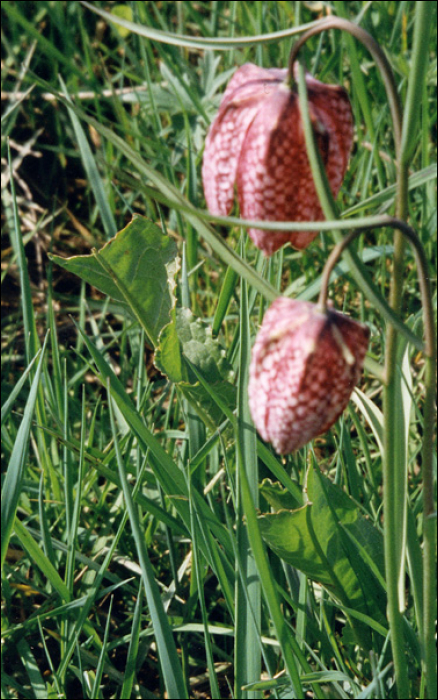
xmin=202 ymin=63 xmax=354 ymax=255
xmin=248 ymin=298 xmax=369 ymax=454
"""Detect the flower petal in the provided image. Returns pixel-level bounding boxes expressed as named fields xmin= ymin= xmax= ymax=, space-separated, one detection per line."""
xmin=202 ymin=64 xmax=284 ymax=216
xmin=237 ymin=75 xmax=353 ymax=255
xmin=306 ymin=75 xmax=354 ymax=199
xmin=248 ymin=298 xmax=369 ymax=453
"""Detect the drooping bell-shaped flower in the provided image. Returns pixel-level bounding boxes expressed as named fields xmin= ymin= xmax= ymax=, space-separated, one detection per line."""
xmin=202 ymin=63 xmax=353 ymax=255
xmin=248 ymin=297 xmax=369 ymax=454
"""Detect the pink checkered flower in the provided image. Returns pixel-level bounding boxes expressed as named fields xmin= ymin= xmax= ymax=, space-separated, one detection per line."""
xmin=202 ymin=63 xmax=353 ymax=255
xmin=248 ymin=298 xmax=369 ymax=454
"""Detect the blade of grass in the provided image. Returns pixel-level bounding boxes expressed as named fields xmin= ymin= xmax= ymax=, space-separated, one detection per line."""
xmin=74 ymin=324 xmax=237 ymax=615
xmin=91 ymin=596 xmax=114 ymax=699
xmin=2 ymin=1 xmax=87 ymax=80
xmin=15 ymin=637 xmax=47 ymax=700
xmin=7 ymin=144 xmax=61 ymax=504
xmin=12 ymin=519 xmax=70 ymax=602
xmin=7 ymin=143 xmax=39 ymax=362
xmin=187 ymin=362 xmax=324 ymax=699
xmin=398 ymin=7 xmax=437 ymax=696
xmin=80 ymin=1 xmax=322 ymax=50
xmin=400 ymin=2 xmax=433 ymax=166
xmin=235 ymin=273 xmax=262 ymax=699
xmin=1 ymin=334 xmax=48 ymax=570
xmin=212 ymin=265 xmax=238 ymax=338
xmin=120 ymin=583 xmax=144 ymax=699
xmin=333 ymin=1 xmax=386 ymax=187
xmin=108 ymin=386 xmax=188 ymax=699
xmin=187 ymin=474 xmax=222 ymax=699
xmin=1 ymin=350 xmax=40 ymax=425
xmin=60 ymin=78 xmax=117 ymax=240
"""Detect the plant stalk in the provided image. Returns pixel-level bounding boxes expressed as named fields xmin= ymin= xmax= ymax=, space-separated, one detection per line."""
xmin=291 ymin=13 xmax=435 ymax=696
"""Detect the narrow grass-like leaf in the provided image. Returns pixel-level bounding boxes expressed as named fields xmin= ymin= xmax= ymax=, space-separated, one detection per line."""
xmin=1 ymin=350 xmax=40 ymax=425
xmin=350 ymin=389 xmax=384 ymax=456
xmin=108 ymin=388 xmax=188 ymax=699
xmin=400 ymin=3 xmax=433 ymax=165
xmin=237 ymin=447 xmax=305 ymax=697
xmin=12 ymin=519 xmax=70 ymax=602
xmin=343 ymin=164 xmax=437 ymax=217
xmin=212 ymin=265 xmax=238 ymax=337
xmin=80 ymin=1 xmax=322 ymax=50
xmin=91 ymin=596 xmax=114 ymax=699
xmin=120 ymin=584 xmax=144 ymax=699
xmin=355 ymin=664 xmax=393 ymax=699
xmin=60 ymin=78 xmax=117 ymax=240
xmin=333 ymin=0 xmax=386 ymax=186
xmin=188 ymin=479 xmax=222 ymax=699
xmin=7 ymin=144 xmax=39 ymax=362
xmin=16 ymin=638 xmax=47 ymax=700
xmin=1 ymin=85 xmax=35 ymax=125
xmin=392 ymin=338 xmax=412 ymax=612
xmin=1 ymin=335 xmax=48 ymax=570
xmin=235 ymin=275 xmax=261 ymax=699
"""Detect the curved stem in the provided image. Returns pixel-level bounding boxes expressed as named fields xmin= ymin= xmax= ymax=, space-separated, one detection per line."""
xmin=290 ymin=15 xmax=435 ymax=697
xmin=317 ymin=218 xmax=435 ymax=364
xmin=317 ymin=230 xmax=357 ymax=314
xmin=318 ymin=217 xmax=436 ymax=698
xmin=287 ymin=16 xmax=402 ymax=158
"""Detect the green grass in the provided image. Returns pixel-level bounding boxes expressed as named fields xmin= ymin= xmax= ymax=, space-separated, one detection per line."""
xmin=1 ymin=2 xmax=436 ymax=699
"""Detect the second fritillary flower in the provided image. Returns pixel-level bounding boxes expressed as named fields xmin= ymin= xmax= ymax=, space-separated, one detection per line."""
xmin=202 ymin=63 xmax=353 ymax=255
xmin=248 ymin=298 xmax=369 ymax=454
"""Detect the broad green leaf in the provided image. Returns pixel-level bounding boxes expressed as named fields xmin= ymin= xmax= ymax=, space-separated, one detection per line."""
xmin=259 ymin=479 xmax=302 ymax=513
xmin=178 ymin=382 xmax=236 ymax=431
xmin=50 ymin=216 xmax=179 ymax=345
xmin=258 ymin=501 xmax=331 ymax=585
xmin=156 ymin=307 xmax=234 ymax=384
xmin=258 ymin=465 xmax=386 ymax=644
xmin=155 ymin=307 xmax=236 ymax=428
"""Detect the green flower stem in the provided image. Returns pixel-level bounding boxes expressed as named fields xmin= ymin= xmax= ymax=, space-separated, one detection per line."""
xmin=317 ymin=219 xmax=435 ymax=365
xmin=287 ymin=16 xmax=402 ymax=153
xmin=318 ymin=219 xmax=436 ymax=613
xmin=397 ymin=6 xmax=437 ymax=697
xmin=294 ymin=66 xmax=417 ymax=360
xmin=292 ymin=14 xmax=435 ymax=696
xmin=295 ymin=69 xmax=404 ymax=696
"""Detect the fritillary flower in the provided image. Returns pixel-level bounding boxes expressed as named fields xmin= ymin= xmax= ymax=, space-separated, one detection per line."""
xmin=202 ymin=63 xmax=353 ymax=255
xmin=248 ymin=297 xmax=369 ymax=454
